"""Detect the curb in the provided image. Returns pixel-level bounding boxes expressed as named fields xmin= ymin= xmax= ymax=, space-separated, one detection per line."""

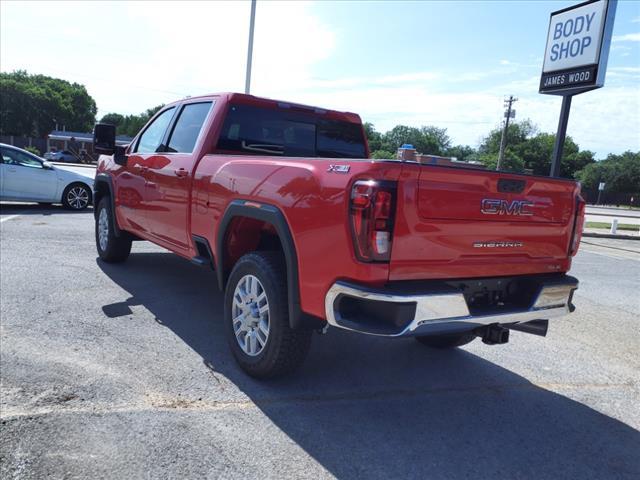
xmin=586 ymin=205 xmax=639 ymax=211
xmin=583 ymin=232 xmax=640 ymax=241
xmin=586 ymin=212 xmax=640 ymax=219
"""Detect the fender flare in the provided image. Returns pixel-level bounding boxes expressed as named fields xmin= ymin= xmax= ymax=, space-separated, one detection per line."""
xmin=93 ymin=173 xmax=122 ymax=237
xmin=216 ymin=199 xmax=324 ymax=330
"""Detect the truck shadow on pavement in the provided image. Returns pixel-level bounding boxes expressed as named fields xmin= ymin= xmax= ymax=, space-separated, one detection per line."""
xmin=98 ymin=252 xmax=640 ymax=479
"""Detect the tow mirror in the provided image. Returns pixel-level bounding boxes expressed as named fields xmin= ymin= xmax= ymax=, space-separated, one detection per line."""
xmin=94 ymin=123 xmax=128 ymax=166
xmin=93 ymin=123 xmax=116 ymax=155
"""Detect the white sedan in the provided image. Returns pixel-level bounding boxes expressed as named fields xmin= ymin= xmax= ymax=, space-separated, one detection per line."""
xmin=0 ymin=143 xmax=94 ymax=210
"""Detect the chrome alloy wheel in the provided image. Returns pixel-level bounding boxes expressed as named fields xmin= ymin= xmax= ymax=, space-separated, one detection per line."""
xmin=67 ymin=186 xmax=90 ymax=209
xmin=98 ymin=207 xmax=109 ymax=252
xmin=232 ymin=274 xmax=270 ymax=356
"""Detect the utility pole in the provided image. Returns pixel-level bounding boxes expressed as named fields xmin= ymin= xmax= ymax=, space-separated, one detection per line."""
xmin=244 ymin=0 xmax=257 ymax=94
xmin=496 ymin=95 xmax=517 ymax=171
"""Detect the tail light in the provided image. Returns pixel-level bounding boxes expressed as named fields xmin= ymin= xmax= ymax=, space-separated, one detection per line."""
xmin=570 ymin=194 xmax=586 ymax=256
xmin=349 ymin=180 xmax=397 ymax=262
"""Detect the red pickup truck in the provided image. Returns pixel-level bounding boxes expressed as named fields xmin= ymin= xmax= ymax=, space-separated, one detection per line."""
xmin=93 ymin=93 xmax=585 ymax=378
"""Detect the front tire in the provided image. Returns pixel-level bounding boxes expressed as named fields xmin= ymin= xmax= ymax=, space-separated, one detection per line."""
xmin=95 ymin=197 xmax=131 ymax=263
xmin=224 ymin=252 xmax=312 ymax=379
xmin=414 ymin=332 xmax=476 ymax=349
xmin=62 ymin=183 xmax=91 ymax=210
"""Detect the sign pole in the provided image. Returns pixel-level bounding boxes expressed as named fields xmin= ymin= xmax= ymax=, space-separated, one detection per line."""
xmin=550 ymin=94 xmax=572 ymax=177
xmin=539 ymin=0 xmax=617 ymax=177
xmin=596 ymin=182 xmax=605 ymax=204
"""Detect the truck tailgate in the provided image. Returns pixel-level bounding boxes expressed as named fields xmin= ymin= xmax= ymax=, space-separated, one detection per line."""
xmin=389 ymin=164 xmax=580 ymax=281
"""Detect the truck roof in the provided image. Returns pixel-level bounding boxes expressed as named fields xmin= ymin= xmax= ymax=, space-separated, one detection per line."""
xmin=169 ymin=92 xmax=363 ymax=124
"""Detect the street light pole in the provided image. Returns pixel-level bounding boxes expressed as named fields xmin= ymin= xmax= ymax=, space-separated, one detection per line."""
xmin=245 ymin=0 xmax=257 ymax=94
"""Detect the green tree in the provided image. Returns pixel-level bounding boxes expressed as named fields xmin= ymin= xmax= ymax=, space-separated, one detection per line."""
xmin=371 ymin=150 xmax=396 ymax=159
xmin=418 ymin=126 xmax=451 ymax=155
xmin=381 ymin=124 xmax=451 ymax=156
xmin=363 ymin=122 xmax=383 ymax=153
xmin=576 ymin=151 xmax=640 ymax=193
xmin=478 ymin=120 xmax=593 ymax=177
xmin=99 ymin=113 xmax=124 ymax=128
xmin=24 ymin=146 xmax=41 ymax=156
xmin=0 ymin=70 xmax=97 ymax=137
xmin=479 ymin=120 xmax=536 ymax=156
xmin=100 ymin=105 xmax=164 ymax=137
xmin=477 ymin=121 xmax=535 ymax=172
xmin=446 ymin=144 xmax=477 ymax=162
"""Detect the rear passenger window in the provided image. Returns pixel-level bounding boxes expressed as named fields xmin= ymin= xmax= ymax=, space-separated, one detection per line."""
xmin=134 ymin=107 xmax=175 ymax=154
xmin=317 ymin=120 xmax=366 ymax=158
xmin=217 ymin=104 xmax=366 ymax=158
xmin=167 ymin=102 xmax=212 ymax=153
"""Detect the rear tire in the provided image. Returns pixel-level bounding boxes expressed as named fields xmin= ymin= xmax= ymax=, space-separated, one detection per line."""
xmin=414 ymin=332 xmax=476 ymax=349
xmin=95 ymin=197 xmax=131 ymax=263
xmin=224 ymin=251 xmax=312 ymax=379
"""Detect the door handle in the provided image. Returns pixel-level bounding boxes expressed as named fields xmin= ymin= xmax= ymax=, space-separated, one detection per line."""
xmin=175 ymin=168 xmax=189 ymax=178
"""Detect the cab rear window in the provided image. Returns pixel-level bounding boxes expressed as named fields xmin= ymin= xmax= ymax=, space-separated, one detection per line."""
xmin=217 ymin=104 xmax=366 ymax=158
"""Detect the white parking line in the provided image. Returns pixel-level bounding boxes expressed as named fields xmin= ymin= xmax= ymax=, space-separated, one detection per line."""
xmin=0 ymin=214 xmax=20 ymax=223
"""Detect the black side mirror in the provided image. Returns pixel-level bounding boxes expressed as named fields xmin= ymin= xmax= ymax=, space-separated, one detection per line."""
xmin=93 ymin=123 xmax=116 ymax=154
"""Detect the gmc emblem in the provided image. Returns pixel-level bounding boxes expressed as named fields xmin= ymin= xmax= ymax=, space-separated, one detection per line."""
xmin=481 ymin=198 xmax=534 ymax=216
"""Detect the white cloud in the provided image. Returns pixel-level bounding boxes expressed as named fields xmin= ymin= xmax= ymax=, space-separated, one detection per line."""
xmin=610 ymin=67 xmax=640 ymax=73
xmin=267 ymin=70 xmax=639 ymax=157
xmin=0 ymin=1 xmax=335 ymax=115
xmin=612 ymin=32 xmax=640 ymax=42
xmin=1 ymin=1 xmax=637 ymax=157
xmin=375 ymin=72 xmax=439 ymax=84
xmin=611 ymin=44 xmax=631 ymax=52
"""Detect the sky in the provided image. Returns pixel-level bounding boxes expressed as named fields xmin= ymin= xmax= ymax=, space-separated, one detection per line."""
xmin=1 ymin=0 xmax=639 ymax=157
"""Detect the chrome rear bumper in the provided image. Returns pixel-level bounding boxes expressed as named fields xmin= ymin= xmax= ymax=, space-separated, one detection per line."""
xmin=324 ymin=276 xmax=578 ymax=337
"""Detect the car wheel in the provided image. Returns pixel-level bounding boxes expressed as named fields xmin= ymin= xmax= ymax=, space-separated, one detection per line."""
xmin=62 ymin=183 xmax=91 ymax=210
xmin=414 ymin=332 xmax=476 ymax=349
xmin=224 ymin=251 xmax=312 ymax=379
xmin=95 ymin=197 xmax=131 ymax=263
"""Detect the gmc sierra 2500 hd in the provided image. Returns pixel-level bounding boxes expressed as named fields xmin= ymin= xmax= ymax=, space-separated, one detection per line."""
xmin=93 ymin=93 xmax=585 ymax=378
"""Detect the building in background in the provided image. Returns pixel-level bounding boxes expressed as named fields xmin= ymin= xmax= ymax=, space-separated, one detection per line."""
xmin=47 ymin=130 xmax=133 ymax=163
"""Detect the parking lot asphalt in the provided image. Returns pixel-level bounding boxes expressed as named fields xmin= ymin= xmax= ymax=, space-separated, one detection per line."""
xmin=1 ymin=204 xmax=639 ymax=480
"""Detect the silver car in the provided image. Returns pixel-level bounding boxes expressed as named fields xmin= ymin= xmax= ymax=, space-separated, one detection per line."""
xmin=43 ymin=150 xmax=77 ymax=162
xmin=0 ymin=144 xmax=94 ymax=210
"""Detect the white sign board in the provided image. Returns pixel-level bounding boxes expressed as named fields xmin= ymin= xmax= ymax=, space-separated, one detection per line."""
xmin=542 ymin=0 xmax=607 ymax=73
xmin=598 ymin=182 xmax=606 ymax=191
xmin=539 ymin=0 xmax=617 ymax=95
